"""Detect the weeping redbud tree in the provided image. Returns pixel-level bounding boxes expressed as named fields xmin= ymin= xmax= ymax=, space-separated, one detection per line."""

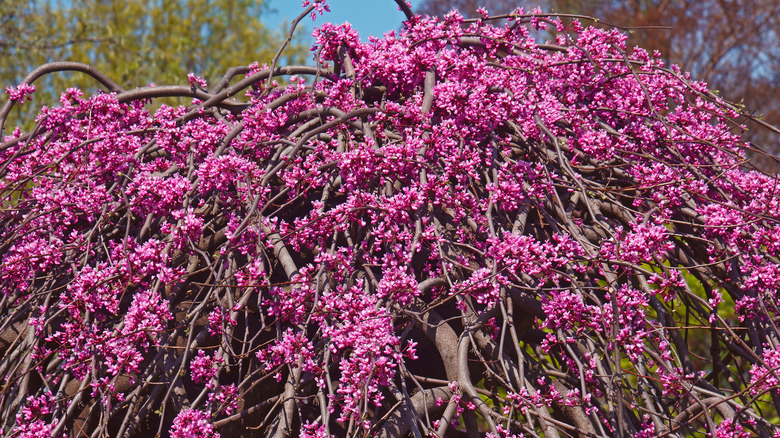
xmin=2 ymin=2 xmax=780 ymax=437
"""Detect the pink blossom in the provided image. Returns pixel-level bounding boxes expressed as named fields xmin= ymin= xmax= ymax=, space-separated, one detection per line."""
xmin=187 ymin=73 xmax=208 ymax=88
xmin=190 ymin=350 xmax=221 ymax=384
xmin=302 ymin=0 xmax=330 ymax=21
xmin=5 ymin=83 xmax=36 ymax=103
xmin=170 ymin=409 xmax=220 ymax=438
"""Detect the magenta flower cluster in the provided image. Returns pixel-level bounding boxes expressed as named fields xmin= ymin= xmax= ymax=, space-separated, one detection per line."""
xmin=4 ymin=83 xmax=36 ymax=103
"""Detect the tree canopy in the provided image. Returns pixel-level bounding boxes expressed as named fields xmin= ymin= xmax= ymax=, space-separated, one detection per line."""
xmin=2 ymin=2 xmax=780 ymax=438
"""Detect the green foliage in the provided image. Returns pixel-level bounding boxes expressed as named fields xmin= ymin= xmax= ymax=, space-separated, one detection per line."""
xmin=1 ymin=0 xmax=308 ymax=126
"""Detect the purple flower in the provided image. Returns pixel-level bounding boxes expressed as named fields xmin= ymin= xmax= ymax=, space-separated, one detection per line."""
xmin=5 ymin=83 xmax=36 ymax=103
xmin=170 ymin=409 xmax=219 ymax=438
xmin=187 ymin=73 xmax=208 ymax=88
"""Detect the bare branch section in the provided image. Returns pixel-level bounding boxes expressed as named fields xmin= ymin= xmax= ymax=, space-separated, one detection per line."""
xmin=1 ymin=7 xmax=780 ymax=438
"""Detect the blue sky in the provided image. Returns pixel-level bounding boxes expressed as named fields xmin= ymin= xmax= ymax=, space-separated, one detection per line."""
xmin=264 ymin=0 xmax=425 ymax=41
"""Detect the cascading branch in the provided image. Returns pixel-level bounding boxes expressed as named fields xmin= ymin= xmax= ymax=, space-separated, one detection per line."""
xmin=1 ymin=3 xmax=779 ymax=437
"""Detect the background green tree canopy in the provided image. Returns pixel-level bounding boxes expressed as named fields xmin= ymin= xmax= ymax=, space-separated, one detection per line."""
xmin=0 ymin=0 xmax=308 ymax=126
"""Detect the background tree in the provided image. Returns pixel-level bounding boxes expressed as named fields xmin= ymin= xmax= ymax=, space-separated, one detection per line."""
xmin=0 ymin=0 xmax=307 ymax=127
xmin=3 ymin=3 xmax=780 ymax=438
xmin=416 ymin=0 xmax=780 ymax=171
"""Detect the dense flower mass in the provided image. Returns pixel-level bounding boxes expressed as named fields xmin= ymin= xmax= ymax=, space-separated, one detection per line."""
xmin=1 ymin=3 xmax=779 ymax=437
